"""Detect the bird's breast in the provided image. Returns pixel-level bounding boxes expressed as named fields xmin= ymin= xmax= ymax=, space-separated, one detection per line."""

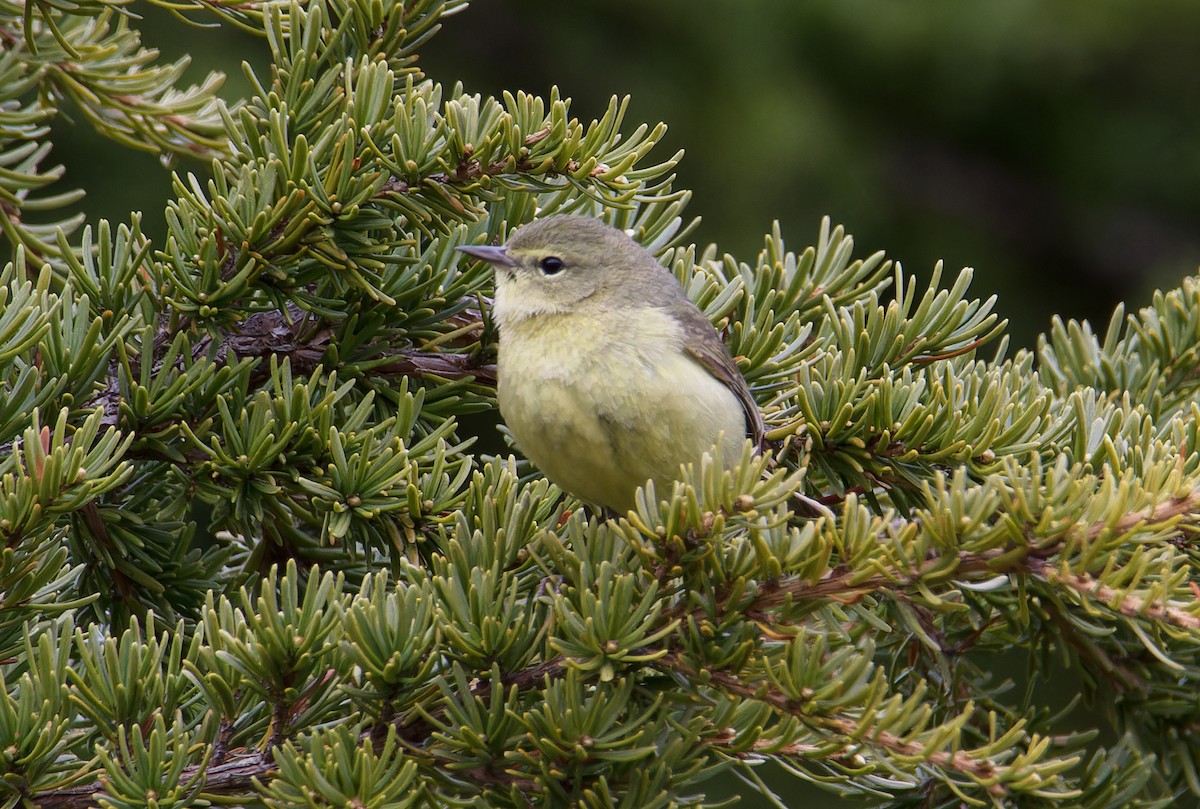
xmin=498 ymin=307 xmax=674 ymax=382
xmin=495 ymin=307 xmax=746 ymax=511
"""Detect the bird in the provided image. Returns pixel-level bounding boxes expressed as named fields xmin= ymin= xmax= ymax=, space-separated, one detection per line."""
xmin=458 ymin=215 xmax=763 ymax=514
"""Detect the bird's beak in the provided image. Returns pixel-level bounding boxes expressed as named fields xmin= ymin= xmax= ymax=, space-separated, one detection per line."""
xmin=456 ymin=244 xmax=518 ymax=268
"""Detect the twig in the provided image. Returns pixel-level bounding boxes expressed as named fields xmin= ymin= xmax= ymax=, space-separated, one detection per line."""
xmin=661 ymin=653 xmax=1001 ymax=783
xmin=1031 ymin=559 xmax=1200 ymax=632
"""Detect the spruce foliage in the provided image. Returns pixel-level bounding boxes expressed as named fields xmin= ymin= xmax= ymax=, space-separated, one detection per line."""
xmin=1 ymin=1 xmax=1198 ymax=807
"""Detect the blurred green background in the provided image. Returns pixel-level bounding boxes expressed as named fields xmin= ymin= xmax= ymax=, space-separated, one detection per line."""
xmin=418 ymin=0 xmax=1200 ymax=350
xmin=48 ymin=4 xmax=1200 ymax=805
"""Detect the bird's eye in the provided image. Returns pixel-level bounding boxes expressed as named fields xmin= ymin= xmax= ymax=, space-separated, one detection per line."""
xmin=538 ymin=256 xmax=565 ymax=275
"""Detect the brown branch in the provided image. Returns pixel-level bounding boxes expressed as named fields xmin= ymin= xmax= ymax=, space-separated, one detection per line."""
xmin=661 ymin=653 xmax=1000 ymax=783
xmin=1031 ymin=559 xmax=1200 ymax=632
xmin=33 ymin=754 xmax=273 ymax=809
xmin=371 ymin=351 xmax=495 ymax=386
xmin=1100 ymin=487 xmax=1200 ymax=537
xmin=910 ymin=332 xmax=994 ymax=364
xmin=214 ymin=309 xmax=494 ymax=384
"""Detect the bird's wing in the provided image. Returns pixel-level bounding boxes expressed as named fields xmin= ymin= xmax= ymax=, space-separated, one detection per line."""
xmin=668 ymin=301 xmax=765 ymax=449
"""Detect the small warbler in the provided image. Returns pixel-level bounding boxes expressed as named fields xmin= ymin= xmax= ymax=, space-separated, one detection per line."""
xmin=459 ymin=215 xmax=763 ymax=513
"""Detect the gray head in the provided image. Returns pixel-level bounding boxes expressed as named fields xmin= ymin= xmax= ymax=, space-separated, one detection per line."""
xmin=457 ymin=215 xmax=680 ymax=326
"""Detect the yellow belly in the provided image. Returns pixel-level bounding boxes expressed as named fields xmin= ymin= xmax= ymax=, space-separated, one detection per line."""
xmin=496 ymin=308 xmax=746 ymax=513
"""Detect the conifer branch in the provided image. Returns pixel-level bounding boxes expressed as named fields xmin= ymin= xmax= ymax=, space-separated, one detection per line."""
xmin=1033 ymin=560 xmax=1200 ymax=632
xmin=29 ymin=656 xmax=571 ymax=808
xmin=751 ymin=484 xmax=1199 ymax=611
xmin=741 ymin=546 xmax=1018 ymax=615
xmin=661 ymin=654 xmax=1004 ymax=784
xmin=86 ymin=307 xmax=496 ymax=435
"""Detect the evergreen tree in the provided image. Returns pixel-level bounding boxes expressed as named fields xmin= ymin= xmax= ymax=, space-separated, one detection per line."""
xmin=1 ymin=1 xmax=1198 ymax=807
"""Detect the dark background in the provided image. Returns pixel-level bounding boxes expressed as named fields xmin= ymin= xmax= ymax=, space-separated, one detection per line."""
xmin=48 ymin=3 xmax=1200 ymax=805
xmin=418 ymin=0 xmax=1200 ymax=350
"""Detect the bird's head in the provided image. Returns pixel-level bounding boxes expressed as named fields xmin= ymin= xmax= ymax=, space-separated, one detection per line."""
xmin=458 ymin=215 xmax=666 ymax=326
